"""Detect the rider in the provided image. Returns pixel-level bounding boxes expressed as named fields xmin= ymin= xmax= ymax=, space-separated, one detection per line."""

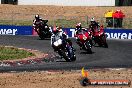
xmin=51 ymin=26 xmax=73 ymax=52
xmin=89 ymin=18 xmax=100 ymax=33
xmin=75 ymin=23 xmax=88 ymax=50
xmin=33 ymin=14 xmax=43 ymax=32
xmin=75 ymin=23 xmax=82 ymax=36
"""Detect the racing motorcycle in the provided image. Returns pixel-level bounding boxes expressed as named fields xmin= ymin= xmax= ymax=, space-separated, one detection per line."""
xmin=34 ymin=20 xmax=52 ymax=40
xmin=75 ymin=29 xmax=92 ymax=53
xmin=90 ymin=25 xmax=108 ymax=48
xmin=52 ymin=38 xmax=76 ymax=62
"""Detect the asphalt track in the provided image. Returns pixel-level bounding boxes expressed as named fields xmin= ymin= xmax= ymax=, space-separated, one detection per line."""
xmin=0 ymin=35 xmax=132 ymax=72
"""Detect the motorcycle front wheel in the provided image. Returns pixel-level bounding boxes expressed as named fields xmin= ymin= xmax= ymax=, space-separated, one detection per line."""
xmin=59 ymin=50 xmax=71 ymax=62
xmin=67 ymin=46 xmax=76 ymax=61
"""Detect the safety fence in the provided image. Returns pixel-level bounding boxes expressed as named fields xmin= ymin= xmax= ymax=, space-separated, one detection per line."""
xmin=0 ymin=12 xmax=132 ymax=29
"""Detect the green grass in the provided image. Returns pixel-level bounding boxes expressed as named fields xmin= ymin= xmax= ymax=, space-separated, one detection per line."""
xmin=0 ymin=20 xmax=13 ymax=25
xmin=0 ymin=19 xmax=131 ymax=28
xmin=0 ymin=20 xmax=32 ymax=26
xmin=0 ymin=46 xmax=35 ymax=61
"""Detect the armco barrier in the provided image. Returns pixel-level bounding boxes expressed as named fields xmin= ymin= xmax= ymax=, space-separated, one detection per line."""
xmin=0 ymin=25 xmax=32 ymax=35
xmin=0 ymin=25 xmax=132 ymax=39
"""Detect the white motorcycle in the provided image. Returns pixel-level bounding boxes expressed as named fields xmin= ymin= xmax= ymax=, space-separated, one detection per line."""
xmin=52 ymin=38 xmax=76 ymax=62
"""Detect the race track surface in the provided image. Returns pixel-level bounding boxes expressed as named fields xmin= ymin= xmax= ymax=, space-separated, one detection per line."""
xmin=0 ymin=35 xmax=132 ymax=72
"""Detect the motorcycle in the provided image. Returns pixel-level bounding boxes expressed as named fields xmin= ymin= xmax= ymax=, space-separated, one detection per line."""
xmin=90 ymin=25 xmax=108 ymax=48
xmin=52 ymin=38 xmax=76 ymax=62
xmin=34 ymin=20 xmax=52 ymax=40
xmin=75 ymin=29 xmax=92 ymax=53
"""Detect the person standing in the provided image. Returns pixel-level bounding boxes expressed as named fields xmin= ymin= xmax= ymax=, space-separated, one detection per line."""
xmin=119 ymin=0 xmax=124 ymax=6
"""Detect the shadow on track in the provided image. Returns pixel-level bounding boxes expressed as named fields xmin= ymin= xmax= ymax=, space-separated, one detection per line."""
xmin=80 ymin=51 xmax=95 ymax=54
xmin=38 ymin=38 xmax=51 ymax=40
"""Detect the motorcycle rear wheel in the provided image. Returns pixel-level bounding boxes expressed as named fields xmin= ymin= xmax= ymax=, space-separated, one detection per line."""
xmin=71 ymin=55 xmax=76 ymax=61
xmin=102 ymin=35 xmax=108 ymax=48
xmin=85 ymin=41 xmax=92 ymax=54
xmin=39 ymin=34 xmax=45 ymax=40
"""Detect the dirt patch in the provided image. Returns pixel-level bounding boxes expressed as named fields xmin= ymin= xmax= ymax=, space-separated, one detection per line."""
xmin=0 ymin=5 xmax=131 ymax=28
xmin=0 ymin=69 xmax=131 ymax=88
xmin=0 ymin=46 xmax=57 ymax=67
xmin=0 ymin=5 xmax=131 ymax=19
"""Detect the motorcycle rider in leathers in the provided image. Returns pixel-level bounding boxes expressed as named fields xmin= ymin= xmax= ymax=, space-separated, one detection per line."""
xmin=89 ymin=18 xmax=100 ymax=34
xmin=33 ymin=14 xmax=43 ymax=33
xmin=51 ymin=26 xmax=74 ymax=52
xmin=75 ymin=23 xmax=89 ymax=50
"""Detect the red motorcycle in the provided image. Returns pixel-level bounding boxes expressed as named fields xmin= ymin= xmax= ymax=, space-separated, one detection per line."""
xmin=90 ymin=25 xmax=108 ymax=48
xmin=75 ymin=29 xmax=92 ymax=53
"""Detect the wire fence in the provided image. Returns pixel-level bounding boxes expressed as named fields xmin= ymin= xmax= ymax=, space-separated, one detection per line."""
xmin=0 ymin=12 xmax=132 ymax=28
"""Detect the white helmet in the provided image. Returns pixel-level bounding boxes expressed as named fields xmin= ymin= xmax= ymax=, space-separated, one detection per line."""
xmin=90 ymin=18 xmax=95 ymax=22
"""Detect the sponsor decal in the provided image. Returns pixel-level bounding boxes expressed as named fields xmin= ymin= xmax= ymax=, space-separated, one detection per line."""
xmin=66 ymin=28 xmax=132 ymax=39
xmin=0 ymin=25 xmax=32 ymax=35
xmin=0 ymin=25 xmax=131 ymax=39
xmin=70 ymin=29 xmax=76 ymax=37
xmin=105 ymin=33 xmax=132 ymax=39
xmin=0 ymin=29 xmax=17 ymax=35
xmin=80 ymin=67 xmax=131 ymax=86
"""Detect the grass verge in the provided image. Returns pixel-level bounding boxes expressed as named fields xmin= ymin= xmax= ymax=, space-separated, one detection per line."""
xmin=0 ymin=19 xmax=131 ymax=28
xmin=0 ymin=46 xmax=35 ymax=61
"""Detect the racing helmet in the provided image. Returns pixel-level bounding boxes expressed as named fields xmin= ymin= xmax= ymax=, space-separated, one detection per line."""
xmin=53 ymin=26 xmax=59 ymax=34
xmin=90 ymin=18 xmax=95 ymax=24
xmin=35 ymin=14 xmax=40 ymax=19
xmin=57 ymin=26 xmax=63 ymax=32
xmin=90 ymin=18 xmax=95 ymax=22
xmin=76 ymin=23 xmax=82 ymax=29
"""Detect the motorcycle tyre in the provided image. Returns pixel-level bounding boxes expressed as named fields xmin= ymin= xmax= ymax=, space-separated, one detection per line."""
xmin=39 ymin=34 xmax=45 ymax=40
xmin=71 ymin=54 xmax=76 ymax=61
xmin=85 ymin=41 xmax=92 ymax=54
xmin=102 ymin=35 xmax=108 ymax=48
xmin=59 ymin=50 xmax=71 ymax=62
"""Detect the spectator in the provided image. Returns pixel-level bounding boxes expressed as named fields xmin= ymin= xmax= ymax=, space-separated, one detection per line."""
xmin=107 ymin=20 xmax=113 ymax=27
xmin=13 ymin=0 xmax=17 ymax=5
xmin=119 ymin=0 xmax=124 ymax=6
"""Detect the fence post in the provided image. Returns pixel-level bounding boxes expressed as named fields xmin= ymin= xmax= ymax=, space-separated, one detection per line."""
xmin=86 ymin=16 xmax=89 ymax=27
xmin=113 ymin=17 xmax=114 ymax=28
xmin=12 ymin=11 xmax=14 ymax=25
